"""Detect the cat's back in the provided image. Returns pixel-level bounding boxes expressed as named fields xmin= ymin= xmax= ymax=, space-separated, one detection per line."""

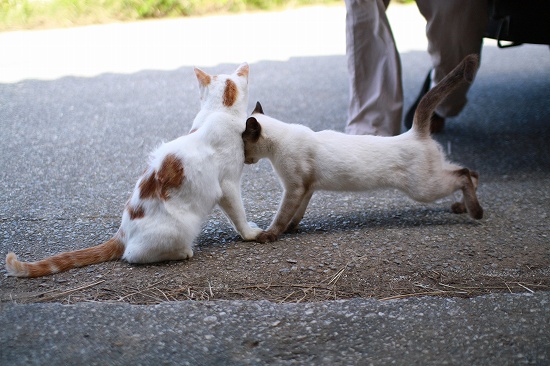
xmin=148 ymin=133 xmax=219 ymax=189
xmin=312 ymin=130 xmax=424 ymax=189
xmin=314 ymin=130 xmax=403 ymax=159
xmin=314 ymin=129 xmax=425 ymax=158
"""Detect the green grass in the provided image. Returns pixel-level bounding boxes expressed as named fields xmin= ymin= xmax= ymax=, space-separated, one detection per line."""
xmin=0 ymin=0 xmax=341 ymax=31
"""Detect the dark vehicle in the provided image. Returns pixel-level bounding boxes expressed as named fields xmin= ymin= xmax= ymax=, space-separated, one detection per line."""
xmin=485 ymin=0 xmax=550 ymax=48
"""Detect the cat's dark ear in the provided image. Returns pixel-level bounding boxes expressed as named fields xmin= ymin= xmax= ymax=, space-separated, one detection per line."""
xmin=243 ymin=117 xmax=262 ymax=143
xmin=194 ymin=67 xmax=211 ymax=87
xmin=253 ymin=101 xmax=264 ymax=115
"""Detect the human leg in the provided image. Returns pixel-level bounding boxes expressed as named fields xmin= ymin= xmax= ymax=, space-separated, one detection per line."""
xmin=416 ymin=0 xmax=488 ymax=117
xmin=344 ymin=0 xmax=403 ymax=136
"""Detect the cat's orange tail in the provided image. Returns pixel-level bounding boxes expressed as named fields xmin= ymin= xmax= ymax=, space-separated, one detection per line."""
xmin=413 ymin=54 xmax=479 ymax=137
xmin=5 ymin=237 xmax=124 ymax=278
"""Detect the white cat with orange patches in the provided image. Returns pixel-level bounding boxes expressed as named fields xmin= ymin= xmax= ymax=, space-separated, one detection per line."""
xmin=243 ymin=55 xmax=484 ymax=243
xmin=6 ymin=63 xmax=262 ymax=277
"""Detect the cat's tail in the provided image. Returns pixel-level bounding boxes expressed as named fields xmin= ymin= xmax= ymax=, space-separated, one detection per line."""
xmin=5 ymin=236 xmax=124 ymax=278
xmin=413 ymin=54 xmax=479 ymax=138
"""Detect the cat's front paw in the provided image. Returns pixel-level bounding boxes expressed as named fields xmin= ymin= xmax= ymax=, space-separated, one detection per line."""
xmin=241 ymin=222 xmax=264 ymax=241
xmin=242 ymin=226 xmax=264 ymax=241
xmin=255 ymin=230 xmax=278 ymax=243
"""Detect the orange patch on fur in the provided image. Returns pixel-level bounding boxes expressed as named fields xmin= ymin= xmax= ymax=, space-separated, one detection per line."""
xmin=127 ymin=205 xmax=145 ymax=220
xmin=157 ymin=154 xmax=185 ymax=200
xmin=237 ymin=64 xmax=249 ymax=77
xmin=139 ymin=171 xmax=158 ymax=200
xmin=138 ymin=154 xmax=184 ymax=201
xmin=223 ymin=79 xmax=238 ymax=107
xmin=195 ymin=68 xmax=211 ymax=87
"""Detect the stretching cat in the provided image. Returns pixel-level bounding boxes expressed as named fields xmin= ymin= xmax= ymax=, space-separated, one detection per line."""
xmin=6 ymin=63 xmax=262 ymax=277
xmin=242 ymin=54 xmax=483 ymax=243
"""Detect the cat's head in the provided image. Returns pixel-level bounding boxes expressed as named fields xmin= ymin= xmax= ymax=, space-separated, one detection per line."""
xmin=194 ymin=62 xmax=249 ymax=114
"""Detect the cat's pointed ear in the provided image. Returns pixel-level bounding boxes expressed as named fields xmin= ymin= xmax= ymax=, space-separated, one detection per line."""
xmin=252 ymin=101 xmax=264 ymax=115
xmin=194 ymin=67 xmax=211 ymax=88
xmin=235 ymin=62 xmax=249 ymax=80
xmin=242 ymin=117 xmax=261 ymax=143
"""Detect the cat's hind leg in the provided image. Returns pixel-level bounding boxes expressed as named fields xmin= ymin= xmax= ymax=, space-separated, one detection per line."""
xmin=449 ymin=169 xmax=483 ymax=219
xmin=451 ymin=171 xmax=474 ymax=214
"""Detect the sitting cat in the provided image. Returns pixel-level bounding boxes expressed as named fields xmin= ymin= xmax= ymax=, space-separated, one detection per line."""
xmin=242 ymin=55 xmax=483 ymax=243
xmin=6 ymin=63 xmax=262 ymax=277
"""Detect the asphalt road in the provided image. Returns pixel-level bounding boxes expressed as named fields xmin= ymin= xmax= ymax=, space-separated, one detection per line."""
xmin=1 ymin=4 xmax=549 ymax=365
xmin=2 ymin=293 xmax=548 ymax=365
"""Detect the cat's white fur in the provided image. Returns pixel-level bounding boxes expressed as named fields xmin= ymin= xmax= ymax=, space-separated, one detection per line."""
xmin=243 ymin=55 xmax=483 ymax=243
xmin=6 ymin=63 xmax=262 ymax=277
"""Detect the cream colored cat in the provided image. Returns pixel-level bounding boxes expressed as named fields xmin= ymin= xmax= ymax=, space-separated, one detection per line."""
xmin=243 ymin=55 xmax=483 ymax=243
xmin=6 ymin=63 xmax=262 ymax=277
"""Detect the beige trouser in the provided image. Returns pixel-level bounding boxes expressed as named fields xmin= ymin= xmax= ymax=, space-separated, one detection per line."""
xmin=344 ymin=0 xmax=489 ymax=136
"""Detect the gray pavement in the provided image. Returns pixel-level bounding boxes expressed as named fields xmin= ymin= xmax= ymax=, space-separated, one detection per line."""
xmin=2 ymin=293 xmax=549 ymax=365
xmin=1 ymin=4 xmax=550 ymax=365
